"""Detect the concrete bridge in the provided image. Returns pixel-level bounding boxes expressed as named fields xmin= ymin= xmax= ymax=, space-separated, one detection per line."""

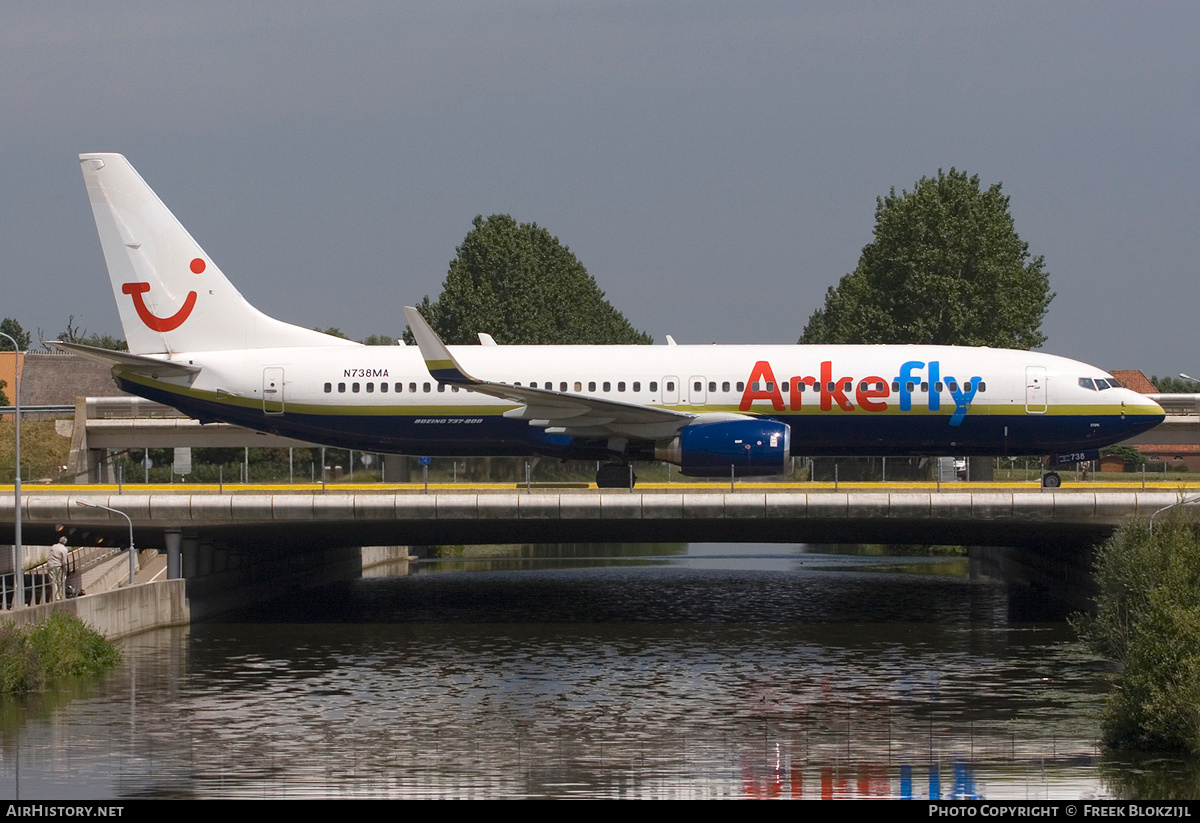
xmin=2 ymin=486 xmax=1195 ymax=553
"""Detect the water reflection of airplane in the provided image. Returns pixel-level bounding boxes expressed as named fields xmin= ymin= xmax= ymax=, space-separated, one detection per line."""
xmin=63 ymin=153 xmax=1164 ymax=487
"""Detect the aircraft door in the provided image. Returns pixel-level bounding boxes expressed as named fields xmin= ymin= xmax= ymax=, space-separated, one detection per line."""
xmin=688 ymin=375 xmax=707 ymax=406
xmin=662 ymin=376 xmax=679 ymax=406
xmin=263 ymin=367 xmax=285 ymax=415
xmin=1025 ymin=366 xmax=1047 ymax=414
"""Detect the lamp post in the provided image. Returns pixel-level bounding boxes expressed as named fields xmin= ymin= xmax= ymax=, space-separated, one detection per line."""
xmin=75 ymin=500 xmax=136 ymax=586
xmin=1149 ymin=494 xmax=1200 ymax=537
xmin=0 ymin=332 xmax=22 ymax=607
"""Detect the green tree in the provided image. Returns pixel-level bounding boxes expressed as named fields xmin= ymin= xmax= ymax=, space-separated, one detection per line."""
xmin=0 ymin=379 xmax=7 ymax=407
xmin=47 ymin=316 xmax=127 ymax=351
xmin=0 ymin=319 xmax=30 ymax=351
xmin=800 ymin=169 xmax=1053 ymax=348
xmin=1151 ymin=376 xmax=1200 ymax=393
xmin=1075 ymin=512 xmax=1200 ymax=751
xmin=407 ymin=214 xmax=652 ymax=345
xmin=313 ymin=327 xmax=349 ymax=339
xmin=361 ymin=334 xmax=400 ymax=346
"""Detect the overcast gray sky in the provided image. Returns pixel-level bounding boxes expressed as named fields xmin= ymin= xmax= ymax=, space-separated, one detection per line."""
xmin=2 ymin=2 xmax=1197 ymax=376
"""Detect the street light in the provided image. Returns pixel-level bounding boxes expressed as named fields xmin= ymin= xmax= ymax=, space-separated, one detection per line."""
xmin=75 ymin=500 xmax=136 ymax=586
xmin=1149 ymin=494 xmax=1200 ymax=537
xmin=0 ymin=331 xmax=22 ymax=607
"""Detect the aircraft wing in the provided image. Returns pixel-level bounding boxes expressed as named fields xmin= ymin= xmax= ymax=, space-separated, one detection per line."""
xmin=403 ymin=306 xmax=694 ymax=439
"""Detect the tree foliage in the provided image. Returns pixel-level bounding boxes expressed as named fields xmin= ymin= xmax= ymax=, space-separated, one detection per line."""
xmin=407 ymin=214 xmax=652 ymax=345
xmin=45 ymin=316 xmax=127 ymax=351
xmin=0 ymin=319 xmax=30 ymax=352
xmin=0 ymin=379 xmax=7 ymax=407
xmin=800 ymin=169 xmax=1053 ymax=348
xmin=1151 ymin=376 xmax=1200 ymax=394
xmin=1075 ymin=512 xmax=1200 ymax=751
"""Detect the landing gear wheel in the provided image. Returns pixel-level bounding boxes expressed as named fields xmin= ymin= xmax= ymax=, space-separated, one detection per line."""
xmin=596 ymin=463 xmax=636 ymax=489
xmin=1042 ymin=471 xmax=1061 ymax=489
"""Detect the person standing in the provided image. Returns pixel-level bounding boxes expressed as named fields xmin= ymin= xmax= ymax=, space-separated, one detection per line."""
xmin=47 ymin=537 xmax=69 ymax=601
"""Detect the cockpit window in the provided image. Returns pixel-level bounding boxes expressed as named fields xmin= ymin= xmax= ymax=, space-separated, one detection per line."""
xmin=1079 ymin=378 xmax=1097 ymax=391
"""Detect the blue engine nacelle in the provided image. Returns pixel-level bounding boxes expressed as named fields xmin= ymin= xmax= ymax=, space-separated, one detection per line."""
xmin=655 ymin=418 xmax=792 ymax=477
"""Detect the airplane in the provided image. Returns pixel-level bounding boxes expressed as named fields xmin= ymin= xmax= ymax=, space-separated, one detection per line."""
xmin=59 ymin=153 xmax=1164 ymax=488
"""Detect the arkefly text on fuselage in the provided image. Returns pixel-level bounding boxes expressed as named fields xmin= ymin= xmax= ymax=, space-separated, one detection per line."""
xmin=62 ymin=153 xmax=1164 ymax=488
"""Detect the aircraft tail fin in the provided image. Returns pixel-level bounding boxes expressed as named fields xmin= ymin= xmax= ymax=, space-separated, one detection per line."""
xmin=79 ymin=153 xmax=355 ymax=355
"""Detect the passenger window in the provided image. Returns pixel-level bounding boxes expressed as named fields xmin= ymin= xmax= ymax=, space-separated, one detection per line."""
xmin=736 ymin=382 xmax=744 ymax=391
xmin=891 ymin=382 xmax=899 ymax=392
xmin=352 ymin=382 xmax=360 ymax=393
xmin=753 ymin=381 xmax=761 ymax=391
xmin=947 ymin=381 xmax=956 ymax=392
xmin=633 ymin=382 xmax=641 ymax=392
xmin=423 ymin=382 xmax=431 ymax=392
xmin=650 ymin=382 xmax=658 ymax=392
xmin=920 ymin=382 xmax=928 ymax=392
xmin=338 ymin=383 xmax=346 ymax=393
xmin=438 ymin=383 xmax=446 ymax=392
xmin=366 ymin=383 xmax=374 ymax=393
xmin=409 ymin=383 xmax=417 ymax=393
xmin=708 ymin=382 xmax=716 ymax=392
xmin=574 ymin=382 xmax=582 ymax=392
xmin=695 ymin=381 xmax=703 ymax=392
xmin=589 ymin=381 xmax=596 ymax=392
xmin=935 ymin=382 xmax=943 ymax=392
xmin=380 ymin=383 xmax=388 ymax=393
xmin=618 ymin=382 xmax=626 ymax=392
xmin=324 ymin=382 xmax=332 ymax=393
xmin=603 ymin=382 xmax=611 ymax=392
xmin=722 ymin=382 xmax=730 ymax=392
xmin=560 ymin=382 xmax=567 ymax=392
xmin=906 ymin=382 xmax=915 ymax=392
xmin=977 ymin=382 xmax=987 ymax=392
xmin=666 ymin=381 xmax=675 ymax=391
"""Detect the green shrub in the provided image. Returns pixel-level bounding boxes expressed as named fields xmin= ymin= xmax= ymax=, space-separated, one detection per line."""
xmin=1075 ymin=511 xmax=1200 ymax=751
xmin=0 ymin=613 xmax=120 ymax=693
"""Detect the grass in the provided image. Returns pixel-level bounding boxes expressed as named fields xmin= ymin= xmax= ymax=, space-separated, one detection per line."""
xmin=0 ymin=612 xmax=120 ymax=693
xmin=0 ymin=419 xmax=71 ymax=483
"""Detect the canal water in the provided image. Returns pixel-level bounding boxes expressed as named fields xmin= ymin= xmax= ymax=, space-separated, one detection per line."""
xmin=1 ymin=544 xmax=1197 ymax=799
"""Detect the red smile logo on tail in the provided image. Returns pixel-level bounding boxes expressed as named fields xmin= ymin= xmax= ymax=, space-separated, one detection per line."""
xmin=121 ymin=258 xmax=203 ymax=332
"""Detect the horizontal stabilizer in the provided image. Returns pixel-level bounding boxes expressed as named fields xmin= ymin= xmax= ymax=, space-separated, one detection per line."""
xmin=49 ymin=340 xmax=200 ymax=378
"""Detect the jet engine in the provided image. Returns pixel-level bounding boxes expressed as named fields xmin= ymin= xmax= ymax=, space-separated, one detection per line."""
xmin=655 ymin=418 xmax=791 ymax=477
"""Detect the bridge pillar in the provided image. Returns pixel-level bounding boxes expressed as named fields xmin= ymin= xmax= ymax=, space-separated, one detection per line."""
xmin=968 ymin=456 xmax=994 ymax=481
xmin=180 ymin=533 xmax=198 ymax=579
xmin=164 ymin=529 xmax=182 ymax=580
xmin=187 ymin=538 xmax=214 ymax=578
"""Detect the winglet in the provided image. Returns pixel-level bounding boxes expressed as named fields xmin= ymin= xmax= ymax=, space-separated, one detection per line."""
xmin=403 ymin=306 xmax=476 ymax=384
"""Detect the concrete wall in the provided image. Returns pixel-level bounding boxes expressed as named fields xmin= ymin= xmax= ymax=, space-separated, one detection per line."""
xmin=0 ymin=579 xmax=189 ymax=641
